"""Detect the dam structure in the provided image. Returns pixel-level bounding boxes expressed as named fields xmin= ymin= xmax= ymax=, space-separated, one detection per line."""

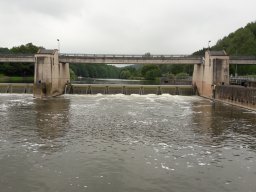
xmin=0 ymin=49 xmax=256 ymax=98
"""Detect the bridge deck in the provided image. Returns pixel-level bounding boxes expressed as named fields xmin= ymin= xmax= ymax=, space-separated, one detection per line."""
xmin=230 ymin=56 xmax=256 ymax=64
xmin=0 ymin=54 xmax=35 ymax=63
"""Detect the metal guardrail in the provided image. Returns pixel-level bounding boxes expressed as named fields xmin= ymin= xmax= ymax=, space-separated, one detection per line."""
xmin=230 ymin=77 xmax=256 ymax=81
xmin=59 ymin=53 xmax=202 ymax=60
xmin=1 ymin=53 xmax=256 ymax=60
xmin=0 ymin=53 xmax=34 ymax=57
xmin=230 ymin=56 xmax=256 ymax=60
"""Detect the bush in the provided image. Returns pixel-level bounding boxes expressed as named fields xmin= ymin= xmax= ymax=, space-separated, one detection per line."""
xmin=176 ymin=72 xmax=189 ymax=79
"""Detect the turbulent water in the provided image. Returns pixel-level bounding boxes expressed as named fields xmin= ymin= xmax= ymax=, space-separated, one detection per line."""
xmin=0 ymin=94 xmax=256 ymax=192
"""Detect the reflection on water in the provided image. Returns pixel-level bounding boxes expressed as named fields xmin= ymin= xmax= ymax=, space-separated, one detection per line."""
xmin=0 ymin=94 xmax=256 ymax=192
xmin=34 ymin=99 xmax=70 ymax=139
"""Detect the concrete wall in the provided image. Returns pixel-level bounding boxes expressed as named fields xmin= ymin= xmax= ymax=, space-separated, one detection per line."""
xmin=215 ymin=85 xmax=256 ymax=110
xmin=34 ymin=50 xmax=70 ymax=98
xmin=192 ymin=51 xmax=229 ymax=98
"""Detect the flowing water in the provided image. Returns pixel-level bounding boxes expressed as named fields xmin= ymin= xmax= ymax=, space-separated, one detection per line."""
xmin=0 ymin=94 xmax=256 ymax=192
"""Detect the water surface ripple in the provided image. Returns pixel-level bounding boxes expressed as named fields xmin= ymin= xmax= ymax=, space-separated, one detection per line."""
xmin=0 ymin=94 xmax=256 ymax=192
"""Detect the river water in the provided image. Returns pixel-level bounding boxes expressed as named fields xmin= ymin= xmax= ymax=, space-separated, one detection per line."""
xmin=0 ymin=94 xmax=255 ymax=192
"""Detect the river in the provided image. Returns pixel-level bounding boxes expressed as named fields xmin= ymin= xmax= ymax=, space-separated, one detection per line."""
xmin=0 ymin=94 xmax=255 ymax=192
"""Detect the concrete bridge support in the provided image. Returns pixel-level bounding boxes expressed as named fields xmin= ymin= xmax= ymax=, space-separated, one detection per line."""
xmin=33 ymin=49 xmax=70 ymax=98
xmin=192 ymin=50 xmax=229 ymax=98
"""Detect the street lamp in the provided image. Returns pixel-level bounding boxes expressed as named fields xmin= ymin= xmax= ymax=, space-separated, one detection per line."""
xmin=208 ymin=40 xmax=211 ymax=50
xmin=57 ymin=39 xmax=60 ymax=52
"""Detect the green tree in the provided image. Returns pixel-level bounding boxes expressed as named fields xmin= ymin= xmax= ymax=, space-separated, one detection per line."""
xmin=70 ymin=68 xmax=76 ymax=80
xmin=10 ymin=43 xmax=40 ymax=54
xmin=141 ymin=65 xmax=161 ymax=80
xmin=120 ymin=70 xmax=131 ymax=79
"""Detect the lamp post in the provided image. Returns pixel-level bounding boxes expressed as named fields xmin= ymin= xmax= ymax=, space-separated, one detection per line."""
xmin=57 ymin=39 xmax=60 ymax=52
xmin=208 ymin=40 xmax=211 ymax=50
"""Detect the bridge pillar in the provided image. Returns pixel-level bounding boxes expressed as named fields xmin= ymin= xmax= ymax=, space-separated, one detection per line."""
xmin=33 ymin=49 xmax=70 ymax=98
xmin=192 ymin=50 xmax=229 ymax=98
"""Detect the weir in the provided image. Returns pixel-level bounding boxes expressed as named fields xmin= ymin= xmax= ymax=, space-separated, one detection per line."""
xmin=0 ymin=83 xmax=194 ymax=96
xmin=0 ymin=49 xmax=256 ymax=99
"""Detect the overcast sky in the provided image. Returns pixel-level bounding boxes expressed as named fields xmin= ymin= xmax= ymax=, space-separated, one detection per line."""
xmin=0 ymin=0 xmax=255 ymax=54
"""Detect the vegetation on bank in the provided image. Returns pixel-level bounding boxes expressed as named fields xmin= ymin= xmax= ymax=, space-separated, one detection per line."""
xmin=193 ymin=21 xmax=256 ymax=75
xmin=1 ymin=21 xmax=256 ymax=80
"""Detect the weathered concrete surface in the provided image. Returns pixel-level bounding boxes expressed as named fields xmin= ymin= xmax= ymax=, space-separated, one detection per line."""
xmin=192 ymin=50 xmax=229 ymax=98
xmin=215 ymin=85 xmax=256 ymax=111
xmin=34 ymin=49 xmax=70 ymax=98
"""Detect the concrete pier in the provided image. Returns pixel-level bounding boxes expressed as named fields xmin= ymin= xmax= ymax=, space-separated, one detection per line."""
xmin=33 ymin=49 xmax=70 ymax=98
xmin=192 ymin=50 xmax=229 ymax=98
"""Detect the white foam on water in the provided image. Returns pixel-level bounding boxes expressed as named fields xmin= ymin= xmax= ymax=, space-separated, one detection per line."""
xmin=243 ymin=111 xmax=256 ymax=114
xmin=0 ymin=104 xmax=8 ymax=111
xmin=145 ymin=96 xmax=156 ymax=103
xmin=161 ymin=163 xmax=175 ymax=171
xmin=130 ymin=94 xmax=141 ymax=97
xmin=128 ymin=112 xmax=137 ymax=116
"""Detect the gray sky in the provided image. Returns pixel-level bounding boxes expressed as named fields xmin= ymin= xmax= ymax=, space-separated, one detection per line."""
xmin=0 ymin=0 xmax=255 ymax=54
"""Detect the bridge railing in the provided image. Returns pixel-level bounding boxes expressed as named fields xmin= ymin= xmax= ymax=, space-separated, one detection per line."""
xmin=59 ymin=53 xmax=202 ymax=60
xmin=230 ymin=56 xmax=256 ymax=60
xmin=0 ymin=53 xmax=34 ymax=58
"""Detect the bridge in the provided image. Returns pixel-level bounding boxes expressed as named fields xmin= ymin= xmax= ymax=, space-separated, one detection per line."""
xmin=0 ymin=49 xmax=256 ymax=98
xmin=1 ymin=53 xmax=256 ymax=65
xmin=0 ymin=53 xmax=202 ymax=64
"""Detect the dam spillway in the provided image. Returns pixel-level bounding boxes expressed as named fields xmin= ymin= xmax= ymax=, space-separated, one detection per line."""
xmin=0 ymin=83 xmax=195 ymax=96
